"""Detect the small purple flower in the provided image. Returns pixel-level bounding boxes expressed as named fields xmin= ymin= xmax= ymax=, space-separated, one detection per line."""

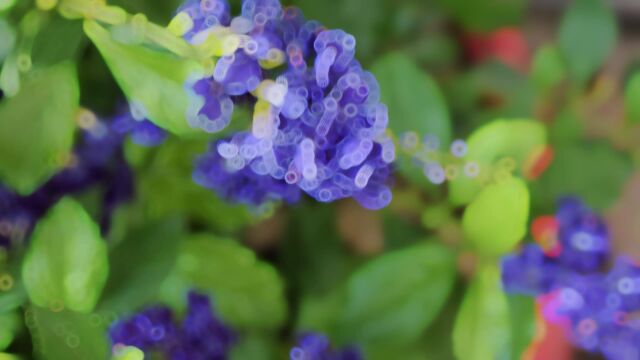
xmin=290 ymin=333 xmax=363 ymax=360
xmin=179 ymin=0 xmax=395 ymax=209
xmin=109 ymin=291 xmax=237 ymax=360
xmin=501 ymin=197 xmax=640 ymax=359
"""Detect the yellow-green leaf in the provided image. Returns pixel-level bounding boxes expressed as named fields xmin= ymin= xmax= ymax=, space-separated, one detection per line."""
xmin=83 ymin=20 xmax=203 ymax=136
xmin=22 ymin=198 xmax=108 ymax=313
xmin=0 ymin=62 xmax=78 ymax=195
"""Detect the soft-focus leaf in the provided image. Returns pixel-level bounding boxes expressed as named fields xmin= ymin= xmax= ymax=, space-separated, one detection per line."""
xmin=0 ymin=62 xmax=78 ymax=195
xmin=31 ymin=14 xmax=85 ymax=66
xmin=26 ymin=306 xmax=109 ymax=360
xmin=530 ymin=141 xmax=632 ymax=212
xmin=0 ymin=311 xmax=20 ymax=351
xmin=98 ymin=217 xmax=184 ymax=314
xmin=449 ymin=119 xmax=545 ymax=205
xmin=229 ymin=333 xmax=279 ymax=360
xmin=84 ymin=20 xmax=202 ymax=136
xmin=296 ymin=288 xmax=346 ymax=336
xmin=508 ymin=295 xmax=536 ymax=360
xmin=531 ymin=45 xmax=566 ymax=92
xmin=462 ymin=176 xmax=529 ymax=256
xmin=453 ymin=262 xmax=510 ymax=360
xmin=624 ymin=72 xmax=640 ymax=123
xmin=372 ymin=52 xmax=451 ymax=185
xmin=281 ymin=204 xmax=355 ymax=296
xmin=558 ymin=0 xmax=617 ymax=84
xmin=338 ymin=242 xmax=456 ymax=346
xmin=292 ymin=0 xmax=385 ymax=59
xmin=22 ymin=198 xmax=108 ymax=313
xmin=434 ymin=0 xmax=525 ymax=31
xmin=160 ymin=234 xmax=287 ymax=330
xmin=132 ymin=136 xmax=253 ymax=233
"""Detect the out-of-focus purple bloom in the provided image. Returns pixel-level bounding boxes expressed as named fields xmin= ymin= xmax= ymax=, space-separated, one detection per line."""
xmin=289 ymin=333 xmax=363 ymax=360
xmin=112 ymin=113 xmax=168 ymax=147
xmin=501 ymin=197 xmax=640 ymax=360
xmin=0 ymin=108 xmax=163 ymax=250
xmin=109 ymin=291 xmax=236 ymax=360
xmin=178 ymin=0 xmax=395 ymax=209
xmin=555 ymin=197 xmax=609 ymax=273
xmin=501 ymin=244 xmax=560 ymax=296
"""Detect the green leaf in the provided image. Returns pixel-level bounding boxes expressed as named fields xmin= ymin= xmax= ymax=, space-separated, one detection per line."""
xmin=22 ymin=198 xmax=109 ymax=313
xmin=280 ymin=203 xmax=355 ymax=296
xmin=31 ymin=14 xmax=85 ymax=66
xmin=530 ymin=141 xmax=632 ymax=212
xmin=371 ymin=52 xmax=451 ymax=185
xmin=83 ymin=20 xmax=203 ymax=136
xmin=0 ymin=19 xmax=15 ymax=61
xmin=296 ymin=288 xmax=346 ymax=336
xmin=453 ymin=262 xmax=510 ymax=360
xmin=558 ymin=0 xmax=617 ymax=84
xmin=98 ymin=217 xmax=184 ymax=314
xmin=338 ymin=242 xmax=456 ymax=347
xmin=508 ymin=295 xmax=536 ymax=360
xmin=531 ymin=45 xmax=566 ymax=92
xmin=26 ymin=306 xmax=109 ymax=360
xmin=449 ymin=119 xmax=546 ymax=205
xmin=160 ymin=234 xmax=287 ymax=330
xmin=624 ymin=72 xmax=640 ymax=123
xmin=132 ymin=136 xmax=253 ymax=233
xmin=462 ymin=176 xmax=529 ymax=256
xmin=0 ymin=62 xmax=78 ymax=195
xmin=434 ymin=0 xmax=525 ymax=31
xmin=293 ymin=0 xmax=385 ymax=59
xmin=0 ymin=311 xmax=20 ymax=351
xmin=229 ymin=333 xmax=280 ymax=360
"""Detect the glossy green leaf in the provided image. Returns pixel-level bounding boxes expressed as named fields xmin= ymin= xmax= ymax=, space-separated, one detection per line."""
xmin=372 ymin=52 xmax=451 ymax=185
xmin=0 ymin=62 xmax=78 ymax=195
xmin=26 ymin=306 xmax=109 ymax=360
xmin=338 ymin=242 xmax=456 ymax=346
xmin=453 ymin=262 xmax=510 ymax=360
xmin=22 ymin=198 xmax=109 ymax=313
xmin=84 ymin=20 xmax=202 ymax=136
xmin=462 ymin=176 xmax=529 ymax=256
xmin=0 ymin=311 xmax=20 ymax=351
xmin=98 ymin=217 xmax=184 ymax=313
xmin=530 ymin=141 xmax=632 ymax=212
xmin=160 ymin=234 xmax=287 ymax=330
xmin=531 ymin=45 xmax=566 ymax=92
xmin=558 ymin=0 xmax=617 ymax=84
xmin=625 ymin=72 xmax=640 ymax=123
xmin=449 ymin=119 xmax=546 ymax=205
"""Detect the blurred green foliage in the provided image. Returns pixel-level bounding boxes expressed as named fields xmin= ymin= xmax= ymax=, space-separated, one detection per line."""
xmin=0 ymin=0 xmax=637 ymax=359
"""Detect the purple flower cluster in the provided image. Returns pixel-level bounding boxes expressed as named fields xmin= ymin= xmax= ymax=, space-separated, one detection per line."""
xmin=180 ymin=0 xmax=395 ymax=209
xmin=289 ymin=333 xmax=363 ymax=360
xmin=109 ymin=291 xmax=236 ymax=360
xmin=501 ymin=197 xmax=640 ymax=360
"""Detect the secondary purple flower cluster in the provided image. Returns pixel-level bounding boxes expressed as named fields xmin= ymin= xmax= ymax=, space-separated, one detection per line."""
xmin=0 ymin=108 xmax=166 ymax=250
xmin=501 ymin=197 xmax=640 ymax=360
xmin=181 ymin=0 xmax=395 ymax=209
xmin=290 ymin=333 xmax=363 ymax=360
xmin=109 ymin=291 xmax=236 ymax=360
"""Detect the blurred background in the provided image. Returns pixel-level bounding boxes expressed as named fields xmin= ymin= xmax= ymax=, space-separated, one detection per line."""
xmin=1 ymin=0 xmax=640 ymax=359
